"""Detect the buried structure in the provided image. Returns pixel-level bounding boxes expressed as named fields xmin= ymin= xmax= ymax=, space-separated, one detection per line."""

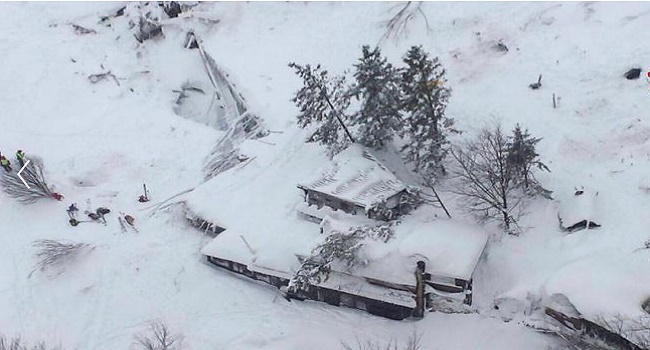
xmin=558 ymin=187 xmax=601 ymax=232
xmin=194 ymin=146 xmax=488 ymax=320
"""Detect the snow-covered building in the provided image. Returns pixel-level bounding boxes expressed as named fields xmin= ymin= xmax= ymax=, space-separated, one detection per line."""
xmin=200 ymin=211 xmax=488 ymax=320
xmin=193 ymin=144 xmax=488 ymax=320
xmin=297 ymin=145 xmax=419 ymax=221
xmin=557 ymin=187 xmax=602 ymax=232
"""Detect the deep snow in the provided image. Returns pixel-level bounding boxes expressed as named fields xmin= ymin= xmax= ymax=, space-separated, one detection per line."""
xmin=1 ymin=1 xmax=649 ymax=349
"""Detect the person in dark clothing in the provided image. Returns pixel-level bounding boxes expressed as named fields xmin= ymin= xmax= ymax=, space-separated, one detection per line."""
xmin=67 ymin=203 xmax=79 ymax=219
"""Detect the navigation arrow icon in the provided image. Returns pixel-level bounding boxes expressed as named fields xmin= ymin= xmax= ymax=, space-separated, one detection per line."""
xmin=17 ymin=160 xmax=30 ymax=189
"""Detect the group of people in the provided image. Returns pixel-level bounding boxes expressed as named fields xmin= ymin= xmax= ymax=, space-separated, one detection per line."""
xmin=0 ymin=150 xmax=25 ymax=173
xmin=66 ymin=203 xmax=112 ymax=226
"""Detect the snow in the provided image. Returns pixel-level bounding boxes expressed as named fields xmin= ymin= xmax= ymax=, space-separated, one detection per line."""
xmin=318 ymin=271 xmax=416 ymax=308
xmin=3 ymin=1 xmax=650 ymax=349
xmin=557 ymin=187 xmax=601 ymax=229
xmin=297 ymin=144 xmax=407 ymax=208
xmin=322 ymin=210 xmax=488 ymax=286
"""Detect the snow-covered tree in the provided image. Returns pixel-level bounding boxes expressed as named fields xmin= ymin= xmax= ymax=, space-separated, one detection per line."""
xmin=30 ymin=239 xmax=95 ymax=278
xmin=289 ymin=62 xmax=354 ymax=155
xmin=450 ymin=124 xmax=520 ymax=233
xmin=290 ymin=222 xmax=396 ymax=292
xmin=506 ymin=124 xmax=550 ymax=194
xmin=351 ymin=46 xmax=403 ymax=150
xmin=1 ymin=157 xmax=55 ymax=204
xmin=399 ymin=45 xmax=454 ymax=178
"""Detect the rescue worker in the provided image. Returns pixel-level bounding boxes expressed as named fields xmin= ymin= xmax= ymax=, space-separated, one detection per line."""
xmin=67 ymin=203 xmax=79 ymax=219
xmin=124 ymin=214 xmax=135 ymax=226
xmin=0 ymin=155 xmax=12 ymax=172
xmin=15 ymin=150 xmax=25 ymax=167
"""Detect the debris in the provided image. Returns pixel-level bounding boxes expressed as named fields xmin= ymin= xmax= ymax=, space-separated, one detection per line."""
xmin=139 ymin=183 xmax=150 ymax=202
xmin=120 ymin=212 xmax=139 ymax=233
xmin=624 ymin=68 xmax=642 ymax=80
xmin=124 ymin=214 xmax=135 ymax=226
xmin=185 ymin=31 xmax=199 ymax=49
xmin=163 ymin=1 xmax=182 ymax=18
xmin=493 ymin=41 xmax=508 ymax=52
xmin=71 ymin=24 xmax=96 ymax=35
xmin=86 ymin=211 xmax=100 ymax=221
xmin=88 ymin=71 xmax=120 ymax=86
xmin=133 ymin=16 xmax=163 ymax=43
xmin=529 ymin=74 xmax=542 ymax=90
xmin=118 ymin=216 xmax=127 ymax=233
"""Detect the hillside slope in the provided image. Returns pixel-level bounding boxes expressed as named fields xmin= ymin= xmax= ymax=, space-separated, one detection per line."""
xmin=0 ymin=2 xmax=649 ymax=349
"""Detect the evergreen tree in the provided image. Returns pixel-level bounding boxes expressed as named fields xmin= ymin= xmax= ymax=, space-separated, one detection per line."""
xmin=288 ymin=62 xmax=353 ymax=155
xmin=399 ymin=46 xmax=453 ymax=177
xmin=351 ymin=46 xmax=403 ymax=150
xmin=506 ymin=124 xmax=550 ymax=193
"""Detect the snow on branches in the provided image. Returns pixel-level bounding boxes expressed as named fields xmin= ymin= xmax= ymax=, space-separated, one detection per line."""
xmin=351 ymin=46 xmax=403 ymax=150
xmin=290 ymin=221 xmax=396 ymax=292
xmin=1 ymin=157 xmax=55 ymax=204
xmin=30 ymin=239 xmax=95 ymax=278
xmin=288 ymin=62 xmax=353 ymax=156
xmin=450 ymin=122 xmax=550 ymax=233
xmin=289 ymin=45 xmax=453 ymax=181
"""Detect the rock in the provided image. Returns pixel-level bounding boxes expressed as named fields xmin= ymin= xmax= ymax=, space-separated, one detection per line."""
xmin=624 ymin=68 xmax=642 ymax=80
xmin=643 ymin=297 xmax=650 ymax=314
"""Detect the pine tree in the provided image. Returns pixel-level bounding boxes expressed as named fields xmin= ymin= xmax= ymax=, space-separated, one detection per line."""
xmin=399 ymin=46 xmax=453 ymax=178
xmin=506 ymin=124 xmax=550 ymax=193
xmin=351 ymin=46 xmax=403 ymax=150
xmin=288 ymin=62 xmax=354 ymax=155
xmin=1 ymin=157 xmax=55 ymax=204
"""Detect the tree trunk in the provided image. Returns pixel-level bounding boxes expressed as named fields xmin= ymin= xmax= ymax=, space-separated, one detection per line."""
xmin=502 ymin=210 xmax=510 ymax=230
xmin=413 ymin=261 xmax=426 ymax=318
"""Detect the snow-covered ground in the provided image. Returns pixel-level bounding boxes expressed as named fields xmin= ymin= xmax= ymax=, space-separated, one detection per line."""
xmin=1 ymin=2 xmax=649 ymax=349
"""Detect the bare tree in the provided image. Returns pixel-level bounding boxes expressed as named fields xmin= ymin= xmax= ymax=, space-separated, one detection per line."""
xmin=380 ymin=2 xmax=431 ymax=43
xmin=341 ymin=330 xmax=422 ymax=350
xmin=450 ymin=124 xmax=521 ymax=233
xmin=1 ymin=157 xmax=55 ymax=204
xmin=0 ymin=335 xmax=61 ymax=350
xmin=596 ymin=314 xmax=650 ymax=349
xmin=545 ymin=330 xmax=613 ymax=350
xmin=30 ymin=239 xmax=94 ymax=277
xmin=133 ymin=320 xmax=184 ymax=350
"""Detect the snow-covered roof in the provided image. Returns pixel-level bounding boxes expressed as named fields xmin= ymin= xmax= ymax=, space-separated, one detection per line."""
xmin=544 ymin=251 xmax=650 ymax=347
xmin=325 ymin=211 xmax=489 ymax=284
xmin=318 ymin=271 xmax=416 ymax=308
xmin=297 ymin=145 xmax=407 ymax=208
xmin=200 ymin=223 xmax=318 ymax=279
xmin=192 ymin=138 xmax=486 ymax=305
xmin=557 ymin=187 xmax=601 ymax=227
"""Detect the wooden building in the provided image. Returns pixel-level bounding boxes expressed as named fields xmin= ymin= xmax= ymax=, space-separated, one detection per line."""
xmin=297 ymin=145 xmax=419 ymax=221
